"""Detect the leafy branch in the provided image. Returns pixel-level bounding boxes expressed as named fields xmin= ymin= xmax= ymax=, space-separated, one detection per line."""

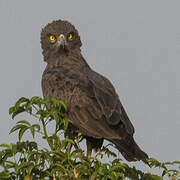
xmin=0 ymin=96 xmax=179 ymax=179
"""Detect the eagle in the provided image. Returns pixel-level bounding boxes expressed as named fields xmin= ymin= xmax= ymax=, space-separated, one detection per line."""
xmin=41 ymin=19 xmax=148 ymax=163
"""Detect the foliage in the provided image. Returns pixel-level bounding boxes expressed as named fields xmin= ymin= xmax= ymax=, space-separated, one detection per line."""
xmin=0 ymin=96 xmax=179 ymax=179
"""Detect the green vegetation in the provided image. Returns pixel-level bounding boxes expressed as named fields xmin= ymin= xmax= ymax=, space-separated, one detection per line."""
xmin=0 ymin=97 xmax=179 ymax=179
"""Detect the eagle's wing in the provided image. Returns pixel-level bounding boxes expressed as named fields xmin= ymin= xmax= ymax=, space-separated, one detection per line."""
xmin=86 ymin=69 xmax=134 ymax=135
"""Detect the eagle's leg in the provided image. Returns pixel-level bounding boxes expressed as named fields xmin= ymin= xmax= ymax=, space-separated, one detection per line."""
xmin=86 ymin=139 xmax=93 ymax=159
xmin=86 ymin=137 xmax=103 ymax=158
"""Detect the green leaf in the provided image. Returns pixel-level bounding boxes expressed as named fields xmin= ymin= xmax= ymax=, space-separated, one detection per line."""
xmin=17 ymin=120 xmax=31 ymax=126
xmin=0 ymin=172 xmax=11 ymax=179
xmin=63 ymin=138 xmax=75 ymax=145
xmin=150 ymin=174 xmax=163 ymax=180
xmin=30 ymin=96 xmax=43 ymax=107
xmin=9 ymin=106 xmax=15 ymax=115
xmin=77 ymin=133 xmax=84 ymax=143
xmin=0 ymin=144 xmax=12 ymax=149
xmin=11 ymin=107 xmax=26 ymax=119
xmin=19 ymin=127 xmax=29 ymax=141
xmin=16 ymin=162 xmax=34 ymax=173
xmin=59 ymin=100 xmax=68 ymax=112
xmin=10 ymin=124 xmax=27 ymax=134
xmin=15 ymin=97 xmax=29 ymax=107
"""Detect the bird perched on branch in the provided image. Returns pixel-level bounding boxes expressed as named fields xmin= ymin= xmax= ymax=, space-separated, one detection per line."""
xmin=41 ymin=19 xmax=148 ymax=163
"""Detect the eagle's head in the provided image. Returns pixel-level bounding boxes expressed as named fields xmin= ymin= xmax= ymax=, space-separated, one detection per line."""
xmin=41 ymin=20 xmax=82 ymax=62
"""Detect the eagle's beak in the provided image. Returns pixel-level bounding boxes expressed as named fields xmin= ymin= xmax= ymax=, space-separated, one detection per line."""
xmin=57 ymin=34 xmax=66 ymax=48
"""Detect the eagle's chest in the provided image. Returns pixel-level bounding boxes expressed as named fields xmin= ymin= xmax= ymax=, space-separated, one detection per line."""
xmin=42 ymin=67 xmax=87 ymax=105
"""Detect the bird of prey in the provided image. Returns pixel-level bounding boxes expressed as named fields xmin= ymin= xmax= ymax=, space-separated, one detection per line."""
xmin=41 ymin=20 xmax=148 ymax=163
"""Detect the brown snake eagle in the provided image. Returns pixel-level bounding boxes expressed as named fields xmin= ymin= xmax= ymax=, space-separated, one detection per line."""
xmin=41 ymin=20 xmax=148 ymax=163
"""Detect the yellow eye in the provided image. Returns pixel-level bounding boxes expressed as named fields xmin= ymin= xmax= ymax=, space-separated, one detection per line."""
xmin=68 ymin=33 xmax=73 ymax=40
xmin=49 ymin=35 xmax=56 ymax=42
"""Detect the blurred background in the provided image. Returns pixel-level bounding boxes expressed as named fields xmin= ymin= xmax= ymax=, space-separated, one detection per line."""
xmin=0 ymin=0 xmax=179 ymax=174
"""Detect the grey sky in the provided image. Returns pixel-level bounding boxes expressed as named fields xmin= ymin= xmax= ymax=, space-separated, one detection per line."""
xmin=0 ymin=0 xmax=180 ymax=174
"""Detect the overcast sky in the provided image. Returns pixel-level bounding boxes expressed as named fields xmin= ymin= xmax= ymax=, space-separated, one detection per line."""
xmin=0 ymin=0 xmax=180 ymax=174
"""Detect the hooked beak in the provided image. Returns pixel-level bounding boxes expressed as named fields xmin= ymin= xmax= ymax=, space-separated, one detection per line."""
xmin=57 ymin=34 xmax=67 ymax=48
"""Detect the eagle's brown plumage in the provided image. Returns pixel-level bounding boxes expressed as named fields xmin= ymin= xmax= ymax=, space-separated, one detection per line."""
xmin=41 ymin=19 xmax=148 ymax=162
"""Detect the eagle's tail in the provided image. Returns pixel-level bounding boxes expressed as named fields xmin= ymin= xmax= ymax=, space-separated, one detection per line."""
xmin=111 ymin=135 xmax=148 ymax=163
